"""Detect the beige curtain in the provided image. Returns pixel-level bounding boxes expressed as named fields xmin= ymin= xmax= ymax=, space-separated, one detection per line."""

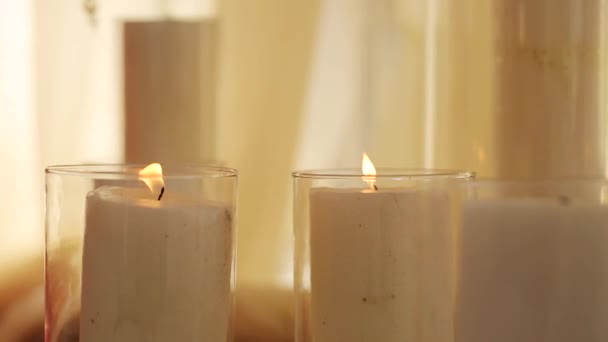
xmin=216 ymin=1 xmax=320 ymax=340
xmin=0 ymin=0 xmax=43 ymax=339
xmin=218 ymin=0 xmax=429 ymax=339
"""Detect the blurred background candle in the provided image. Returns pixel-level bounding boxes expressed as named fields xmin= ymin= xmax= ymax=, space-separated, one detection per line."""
xmin=421 ymin=0 xmax=608 ymax=178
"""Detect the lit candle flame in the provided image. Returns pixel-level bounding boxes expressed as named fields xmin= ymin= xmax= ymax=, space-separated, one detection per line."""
xmin=139 ymin=163 xmax=165 ymax=200
xmin=362 ymin=153 xmax=377 ymax=190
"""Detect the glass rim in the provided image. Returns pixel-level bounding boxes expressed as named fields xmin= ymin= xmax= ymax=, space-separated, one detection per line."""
xmin=45 ymin=163 xmax=238 ymax=179
xmin=292 ymin=168 xmax=474 ymax=180
xmin=466 ymin=177 xmax=608 ymax=185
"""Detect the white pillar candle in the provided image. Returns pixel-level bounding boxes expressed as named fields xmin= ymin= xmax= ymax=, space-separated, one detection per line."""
xmin=80 ymin=186 xmax=233 ymax=341
xmin=309 ymin=187 xmax=453 ymax=342
xmin=457 ymin=198 xmax=608 ymax=342
xmin=493 ymin=0 xmax=606 ymax=178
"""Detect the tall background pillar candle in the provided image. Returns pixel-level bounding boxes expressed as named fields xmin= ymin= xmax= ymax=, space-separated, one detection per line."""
xmin=492 ymin=0 xmax=607 ymax=179
xmin=45 ymin=164 xmax=237 ymax=342
xmin=403 ymin=0 xmax=608 ymax=179
xmin=293 ymin=158 xmax=472 ymax=342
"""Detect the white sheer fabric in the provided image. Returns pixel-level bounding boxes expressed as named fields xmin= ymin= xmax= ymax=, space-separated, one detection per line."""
xmin=0 ymin=0 xmax=43 ymax=339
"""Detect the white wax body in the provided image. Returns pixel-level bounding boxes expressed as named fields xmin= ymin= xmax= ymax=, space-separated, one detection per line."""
xmin=457 ymin=199 xmax=608 ymax=342
xmin=80 ymin=186 xmax=233 ymax=342
xmin=309 ymin=188 xmax=453 ymax=342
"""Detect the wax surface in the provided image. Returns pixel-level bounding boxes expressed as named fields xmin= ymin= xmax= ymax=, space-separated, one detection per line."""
xmin=457 ymin=198 xmax=608 ymax=342
xmin=309 ymin=187 xmax=453 ymax=342
xmin=80 ymin=186 xmax=233 ymax=342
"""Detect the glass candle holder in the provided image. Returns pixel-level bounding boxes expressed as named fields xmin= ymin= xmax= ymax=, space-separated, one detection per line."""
xmin=45 ymin=164 xmax=237 ymax=342
xmin=293 ymin=169 xmax=473 ymax=342
xmin=456 ymin=179 xmax=608 ymax=342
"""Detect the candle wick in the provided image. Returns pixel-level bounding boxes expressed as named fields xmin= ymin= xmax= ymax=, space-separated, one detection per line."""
xmin=373 ymin=184 xmax=378 ymax=191
xmin=158 ymin=187 xmax=165 ymax=201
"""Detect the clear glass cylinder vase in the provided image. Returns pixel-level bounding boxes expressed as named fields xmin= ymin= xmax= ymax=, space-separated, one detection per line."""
xmin=292 ymin=169 xmax=472 ymax=342
xmin=45 ymin=164 xmax=237 ymax=342
xmin=437 ymin=0 xmax=608 ymax=178
xmin=456 ymin=179 xmax=608 ymax=342
xmin=366 ymin=0 xmax=608 ymax=178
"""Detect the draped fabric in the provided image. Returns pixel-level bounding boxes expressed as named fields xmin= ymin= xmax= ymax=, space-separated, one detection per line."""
xmin=0 ymin=1 xmax=44 ymax=340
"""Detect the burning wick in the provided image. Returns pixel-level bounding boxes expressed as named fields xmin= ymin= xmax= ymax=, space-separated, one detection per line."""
xmin=362 ymin=153 xmax=378 ymax=191
xmin=139 ymin=163 xmax=165 ymax=200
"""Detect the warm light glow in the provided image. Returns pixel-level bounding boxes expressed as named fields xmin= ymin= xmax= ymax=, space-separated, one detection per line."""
xmin=476 ymin=145 xmax=487 ymax=162
xmin=362 ymin=153 xmax=377 ymax=190
xmin=139 ymin=163 xmax=165 ymax=196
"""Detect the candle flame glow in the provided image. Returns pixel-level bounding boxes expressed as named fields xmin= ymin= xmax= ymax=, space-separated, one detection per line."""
xmin=139 ymin=163 xmax=165 ymax=197
xmin=362 ymin=153 xmax=377 ymax=190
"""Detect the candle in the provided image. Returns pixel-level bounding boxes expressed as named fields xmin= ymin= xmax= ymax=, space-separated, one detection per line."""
xmin=307 ymin=155 xmax=454 ymax=342
xmin=457 ymin=198 xmax=608 ymax=342
xmin=79 ymin=164 xmax=233 ymax=341
xmin=493 ymin=0 xmax=605 ymax=179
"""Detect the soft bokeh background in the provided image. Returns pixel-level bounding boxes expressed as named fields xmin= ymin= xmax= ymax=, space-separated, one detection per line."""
xmin=1 ymin=0 xmax=607 ymax=340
